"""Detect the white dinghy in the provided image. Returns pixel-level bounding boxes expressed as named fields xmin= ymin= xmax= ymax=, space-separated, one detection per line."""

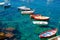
xmin=32 ymin=21 xmax=48 ymax=25
xmin=18 ymin=6 xmax=31 ymax=11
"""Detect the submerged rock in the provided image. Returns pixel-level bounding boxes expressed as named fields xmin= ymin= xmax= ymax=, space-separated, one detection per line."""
xmin=5 ymin=32 xmax=14 ymax=38
xmin=5 ymin=27 xmax=15 ymax=31
xmin=0 ymin=32 xmax=5 ymax=39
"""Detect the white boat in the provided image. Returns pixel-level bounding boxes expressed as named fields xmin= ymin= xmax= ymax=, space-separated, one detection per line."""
xmin=0 ymin=2 xmax=5 ymax=5
xmin=18 ymin=6 xmax=31 ymax=11
xmin=32 ymin=21 xmax=48 ymax=25
xmin=48 ymin=36 xmax=60 ymax=40
xmin=21 ymin=10 xmax=34 ymax=14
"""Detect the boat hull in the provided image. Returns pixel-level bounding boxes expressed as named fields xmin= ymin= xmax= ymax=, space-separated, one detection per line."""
xmin=21 ymin=11 xmax=34 ymax=14
xmin=34 ymin=18 xmax=49 ymax=21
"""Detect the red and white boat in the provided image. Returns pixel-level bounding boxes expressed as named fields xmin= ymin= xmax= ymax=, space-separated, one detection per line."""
xmin=39 ymin=28 xmax=57 ymax=38
xmin=30 ymin=14 xmax=50 ymax=20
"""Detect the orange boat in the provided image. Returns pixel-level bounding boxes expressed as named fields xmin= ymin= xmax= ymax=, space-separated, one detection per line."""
xmin=39 ymin=28 xmax=57 ymax=38
xmin=30 ymin=14 xmax=50 ymax=20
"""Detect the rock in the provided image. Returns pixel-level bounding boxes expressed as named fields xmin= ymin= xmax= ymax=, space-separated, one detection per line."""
xmin=0 ymin=32 xmax=5 ymax=39
xmin=5 ymin=27 xmax=15 ymax=31
xmin=5 ymin=32 xmax=14 ymax=38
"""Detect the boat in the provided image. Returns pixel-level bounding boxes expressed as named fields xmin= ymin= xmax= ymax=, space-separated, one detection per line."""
xmin=32 ymin=21 xmax=48 ymax=25
xmin=0 ymin=2 xmax=5 ymax=5
xmin=39 ymin=28 xmax=57 ymax=38
xmin=48 ymin=36 xmax=60 ymax=40
xmin=30 ymin=14 xmax=50 ymax=20
xmin=21 ymin=10 xmax=34 ymax=14
xmin=18 ymin=6 xmax=31 ymax=11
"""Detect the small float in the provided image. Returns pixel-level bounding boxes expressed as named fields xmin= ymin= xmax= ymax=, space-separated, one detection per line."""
xmin=0 ymin=2 xmax=5 ymax=5
xmin=39 ymin=28 xmax=57 ymax=38
xmin=18 ymin=6 xmax=31 ymax=11
xmin=32 ymin=21 xmax=48 ymax=25
xmin=21 ymin=10 xmax=34 ymax=14
xmin=48 ymin=36 xmax=60 ymax=40
xmin=30 ymin=14 xmax=49 ymax=20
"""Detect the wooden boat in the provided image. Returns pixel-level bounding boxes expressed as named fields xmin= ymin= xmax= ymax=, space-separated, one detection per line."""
xmin=21 ymin=10 xmax=34 ymax=14
xmin=18 ymin=6 xmax=31 ymax=11
xmin=48 ymin=36 xmax=60 ymax=40
xmin=0 ymin=2 xmax=5 ymax=5
xmin=30 ymin=14 xmax=49 ymax=20
xmin=39 ymin=28 xmax=57 ymax=38
xmin=33 ymin=21 xmax=48 ymax=25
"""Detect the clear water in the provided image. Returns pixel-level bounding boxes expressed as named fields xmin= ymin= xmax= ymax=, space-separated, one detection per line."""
xmin=0 ymin=0 xmax=60 ymax=40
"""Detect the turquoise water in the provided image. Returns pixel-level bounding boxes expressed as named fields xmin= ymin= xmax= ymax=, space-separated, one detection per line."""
xmin=0 ymin=0 xmax=60 ymax=40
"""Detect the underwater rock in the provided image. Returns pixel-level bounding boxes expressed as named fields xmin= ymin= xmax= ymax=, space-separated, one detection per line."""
xmin=0 ymin=32 xmax=5 ymax=39
xmin=5 ymin=32 xmax=14 ymax=38
xmin=5 ymin=27 xmax=15 ymax=31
